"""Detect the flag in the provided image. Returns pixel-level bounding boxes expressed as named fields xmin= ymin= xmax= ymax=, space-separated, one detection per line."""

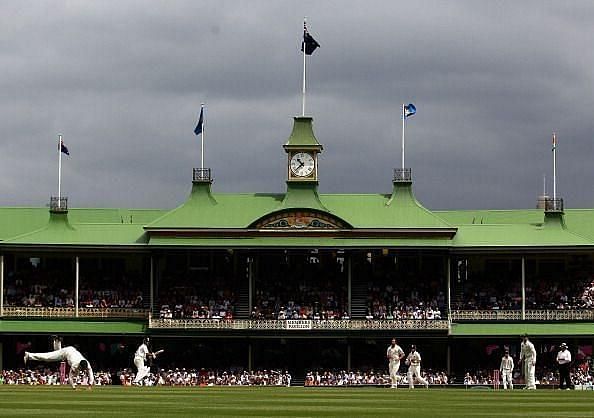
xmin=194 ymin=107 xmax=204 ymax=136
xmin=552 ymin=133 xmax=557 ymax=151
xmin=302 ymin=23 xmax=320 ymax=55
xmin=59 ymin=139 xmax=70 ymax=155
xmin=404 ymin=103 xmax=416 ymax=118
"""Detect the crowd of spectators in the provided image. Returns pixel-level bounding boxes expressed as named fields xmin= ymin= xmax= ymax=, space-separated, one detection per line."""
xmin=304 ymin=369 xmax=450 ymax=386
xmin=251 ymin=283 xmax=347 ymax=320
xmin=457 ymin=275 xmax=594 ymax=311
xmin=363 ymin=276 xmax=445 ymax=320
xmin=461 ymin=365 xmax=594 ymax=387
xmin=579 ymin=280 xmax=594 ymax=308
xmin=462 ymin=370 xmax=498 ymax=385
xmin=157 ymin=268 xmax=237 ymax=320
xmin=157 ymin=292 xmax=235 ymax=320
xmin=250 ymin=295 xmax=347 ymax=320
xmin=0 ymin=368 xmax=112 ymax=386
xmin=366 ymin=300 xmax=443 ymax=320
xmin=118 ymin=368 xmax=291 ymax=386
xmin=3 ymin=267 xmax=146 ymax=310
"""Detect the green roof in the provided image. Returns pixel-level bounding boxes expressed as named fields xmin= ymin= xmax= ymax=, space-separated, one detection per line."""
xmin=0 ymin=208 xmax=165 ymax=247
xmin=324 ymin=183 xmax=453 ymax=229
xmin=0 ymin=191 xmax=592 ymax=249
xmin=283 ymin=116 xmax=322 ymax=149
xmin=146 ymin=182 xmax=454 ymax=231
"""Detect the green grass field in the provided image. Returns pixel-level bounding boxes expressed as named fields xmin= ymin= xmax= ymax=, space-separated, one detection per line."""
xmin=1 ymin=386 xmax=593 ymax=417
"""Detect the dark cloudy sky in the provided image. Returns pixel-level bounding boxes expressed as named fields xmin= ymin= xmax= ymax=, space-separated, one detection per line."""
xmin=1 ymin=1 xmax=592 ymax=210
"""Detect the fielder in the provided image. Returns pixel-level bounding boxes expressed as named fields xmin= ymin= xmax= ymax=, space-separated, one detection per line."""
xmin=405 ymin=345 xmax=429 ymax=389
xmin=520 ymin=334 xmax=536 ymax=389
xmin=500 ymin=349 xmax=514 ymax=389
xmin=386 ymin=338 xmax=405 ymax=388
xmin=24 ymin=346 xmax=94 ymax=389
xmin=133 ymin=337 xmax=159 ymax=386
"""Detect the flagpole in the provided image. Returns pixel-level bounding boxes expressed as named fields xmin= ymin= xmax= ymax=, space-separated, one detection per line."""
xmin=552 ymin=132 xmax=557 ymax=201
xmin=58 ymin=134 xmax=62 ymax=208
xmin=201 ymin=103 xmax=205 ymax=169
xmin=302 ymin=18 xmax=307 ymax=117
xmin=401 ymin=104 xmax=405 ymax=169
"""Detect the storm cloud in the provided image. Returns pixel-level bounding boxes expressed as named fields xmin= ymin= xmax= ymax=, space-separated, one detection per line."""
xmin=1 ymin=1 xmax=592 ymax=210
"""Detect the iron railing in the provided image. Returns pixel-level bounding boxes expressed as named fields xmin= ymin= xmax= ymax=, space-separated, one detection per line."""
xmin=148 ymin=317 xmax=450 ymax=330
xmin=49 ymin=196 xmax=68 ymax=212
xmin=544 ymin=198 xmax=564 ymax=213
xmin=450 ymin=309 xmax=594 ymax=321
xmin=5 ymin=307 xmax=593 ymax=324
xmin=193 ymin=168 xmax=212 ymax=183
xmin=393 ymin=168 xmax=412 ymax=182
xmin=1 ymin=306 xmax=148 ymax=319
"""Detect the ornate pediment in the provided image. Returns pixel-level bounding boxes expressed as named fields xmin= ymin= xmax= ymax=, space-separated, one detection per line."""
xmin=253 ymin=210 xmax=348 ymax=230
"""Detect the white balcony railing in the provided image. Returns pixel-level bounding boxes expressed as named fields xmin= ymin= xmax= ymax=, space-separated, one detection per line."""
xmin=148 ymin=317 xmax=450 ymax=330
xmin=1 ymin=306 xmax=149 ymax=319
xmin=450 ymin=309 xmax=594 ymax=321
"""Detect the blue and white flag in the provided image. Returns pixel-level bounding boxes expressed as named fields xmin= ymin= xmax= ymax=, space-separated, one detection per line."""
xmin=194 ymin=107 xmax=204 ymax=136
xmin=404 ymin=103 xmax=416 ymax=118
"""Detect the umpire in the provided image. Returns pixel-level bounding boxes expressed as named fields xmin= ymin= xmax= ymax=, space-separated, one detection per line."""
xmin=556 ymin=342 xmax=572 ymax=390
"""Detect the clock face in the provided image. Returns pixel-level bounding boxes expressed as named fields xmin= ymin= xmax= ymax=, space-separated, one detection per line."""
xmin=290 ymin=152 xmax=315 ymax=177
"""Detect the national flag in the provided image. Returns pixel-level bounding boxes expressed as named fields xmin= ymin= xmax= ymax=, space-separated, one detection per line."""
xmin=194 ymin=107 xmax=204 ymax=136
xmin=552 ymin=133 xmax=557 ymax=151
xmin=301 ymin=23 xmax=320 ymax=55
xmin=59 ymin=139 xmax=70 ymax=155
xmin=404 ymin=103 xmax=416 ymax=118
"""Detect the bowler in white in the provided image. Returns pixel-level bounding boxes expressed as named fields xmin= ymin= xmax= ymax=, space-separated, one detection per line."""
xmin=25 ymin=346 xmax=94 ymax=389
xmin=386 ymin=338 xmax=405 ymax=388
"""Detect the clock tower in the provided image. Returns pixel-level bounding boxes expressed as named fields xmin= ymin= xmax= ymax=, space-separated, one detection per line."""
xmin=283 ymin=116 xmax=323 ymax=183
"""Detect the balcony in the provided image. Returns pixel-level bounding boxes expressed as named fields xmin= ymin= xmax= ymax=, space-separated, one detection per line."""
xmin=49 ymin=196 xmax=68 ymax=213
xmin=450 ymin=309 xmax=594 ymax=321
xmin=1 ymin=306 xmax=149 ymax=319
xmin=193 ymin=168 xmax=212 ymax=183
xmin=544 ymin=198 xmax=564 ymax=213
xmin=393 ymin=168 xmax=412 ymax=183
xmin=148 ymin=317 xmax=450 ymax=330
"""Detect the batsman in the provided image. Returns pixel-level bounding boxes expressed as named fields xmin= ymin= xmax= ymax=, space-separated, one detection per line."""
xmin=132 ymin=337 xmax=163 ymax=386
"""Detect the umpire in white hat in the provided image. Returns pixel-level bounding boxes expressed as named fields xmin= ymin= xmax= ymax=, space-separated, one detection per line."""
xmin=556 ymin=342 xmax=572 ymax=390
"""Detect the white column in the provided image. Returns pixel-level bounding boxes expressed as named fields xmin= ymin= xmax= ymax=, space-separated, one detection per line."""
xmin=248 ymin=257 xmax=253 ymax=315
xmin=521 ymin=256 xmax=526 ymax=320
xmin=446 ymin=257 xmax=451 ymax=319
xmin=75 ymin=256 xmax=79 ymax=318
xmin=150 ymin=256 xmax=154 ymax=313
xmin=347 ymin=256 xmax=352 ymax=317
